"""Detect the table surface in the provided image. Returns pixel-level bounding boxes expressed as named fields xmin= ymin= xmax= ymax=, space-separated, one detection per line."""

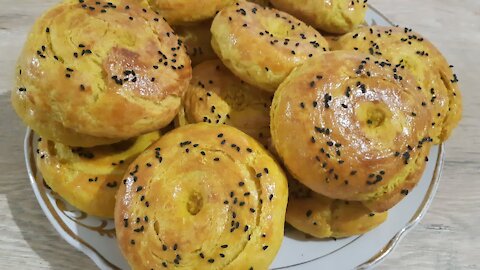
xmin=0 ymin=0 xmax=479 ymax=269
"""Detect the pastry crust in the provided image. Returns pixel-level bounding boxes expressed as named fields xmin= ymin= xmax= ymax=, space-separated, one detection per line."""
xmin=36 ymin=131 xmax=161 ymax=218
xmin=174 ymin=21 xmax=217 ymax=67
xmin=211 ymin=0 xmax=329 ymax=92
xmin=271 ymin=51 xmax=433 ymax=212
xmin=270 ymin=0 xmax=367 ymax=34
xmin=115 ymin=123 xmax=288 ymax=270
xmin=287 ymin=179 xmax=387 ymax=238
xmin=180 ymin=60 xmax=272 ymax=145
xmin=147 ymin=0 xmax=236 ymax=25
xmin=331 ymin=26 xmax=462 ymax=143
xmin=12 ymin=0 xmax=191 ymax=146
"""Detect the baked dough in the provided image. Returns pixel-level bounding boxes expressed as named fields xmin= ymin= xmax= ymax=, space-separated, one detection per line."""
xmin=174 ymin=21 xmax=217 ymax=67
xmin=115 ymin=123 xmax=288 ymax=270
xmin=180 ymin=59 xmax=272 ymax=145
xmin=287 ymin=179 xmax=387 ymax=238
xmin=211 ymin=0 xmax=329 ymax=92
xmin=271 ymin=51 xmax=433 ymax=212
xmin=36 ymin=131 xmax=161 ymax=218
xmin=331 ymin=26 xmax=462 ymax=143
xmin=147 ymin=0 xmax=235 ymax=25
xmin=12 ymin=0 xmax=191 ymax=146
xmin=270 ymin=0 xmax=367 ymax=34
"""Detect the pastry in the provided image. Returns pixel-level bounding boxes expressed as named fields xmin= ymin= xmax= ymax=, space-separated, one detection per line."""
xmin=331 ymin=26 xmax=462 ymax=143
xmin=211 ymin=0 xmax=329 ymax=92
xmin=36 ymin=131 xmax=161 ymax=218
xmin=270 ymin=0 xmax=367 ymax=34
xmin=271 ymin=51 xmax=434 ymax=212
xmin=147 ymin=0 xmax=235 ymax=25
xmin=287 ymin=179 xmax=387 ymax=238
xmin=115 ymin=123 xmax=288 ymax=269
xmin=174 ymin=21 xmax=217 ymax=66
xmin=12 ymin=0 xmax=191 ymax=147
xmin=180 ymin=59 xmax=272 ymax=145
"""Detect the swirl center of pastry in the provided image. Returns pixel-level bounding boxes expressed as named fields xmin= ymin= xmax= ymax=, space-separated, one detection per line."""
xmin=187 ymin=191 xmax=203 ymax=215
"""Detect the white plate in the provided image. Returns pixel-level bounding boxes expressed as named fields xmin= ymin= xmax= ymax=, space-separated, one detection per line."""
xmin=24 ymin=7 xmax=445 ymax=270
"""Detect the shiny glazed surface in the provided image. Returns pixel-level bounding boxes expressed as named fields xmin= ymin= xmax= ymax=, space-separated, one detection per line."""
xmin=35 ymin=131 xmax=161 ymax=218
xmin=115 ymin=123 xmax=288 ymax=270
xmin=270 ymin=0 xmax=367 ymax=34
xmin=211 ymin=0 xmax=329 ymax=92
xmin=331 ymin=26 xmax=462 ymax=143
xmin=271 ymin=51 xmax=434 ymax=212
xmin=11 ymin=0 xmax=191 ymax=146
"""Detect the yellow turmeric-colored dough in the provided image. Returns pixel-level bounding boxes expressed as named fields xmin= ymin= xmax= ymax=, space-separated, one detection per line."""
xmin=287 ymin=179 xmax=387 ymax=238
xmin=11 ymin=0 xmax=191 ymax=147
xmin=271 ymin=51 xmax=434 ymax=212
xmin=147 ymin=0 xmax=236 ymax=25
xmin=115 ymin=123 xmax=288 ymax=269
xmin=174 ymin=21 xmax=217 ymax=66
xmin=270 ymin=0 xmax=367 ymax=34
xmin=331 ymin=26 xmax=462 ymax=143
xmin=36 ymin=131 xmax=161 ymax=218
xmin=180 ymin=59 xmax=272 ymax=145
xmin=211 ymin=0 xmax=329 ymax=92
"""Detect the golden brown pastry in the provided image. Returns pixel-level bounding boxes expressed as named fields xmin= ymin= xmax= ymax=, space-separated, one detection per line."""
xmin=270 ymin=0 xmax=368 ymax=34
xmin=287 ymin=179 xmax=387 ymax=238
xmin=36 ymin=131 xmax=161 ymax=218
xmin=331 ymin=26 xmax=462 ymax=143
xmin=115 ymin=123 xmax=288 ymax=270
xmin=248 ymin=0 xmax=271 ymax=6
xmin=180 ymin=60 xmax=272 ymax=145
xmin=211 ymin=0 xmax=329 ymax=92
xmin=147 ymin=0 xmax=235 ymax=25
xmin=174 ymin=21 xmax=217 ymax=67
xmin=12 ymin=0 xmax=191 ymax=147
xmin=271 ymin=51 xmax=434 ymax=212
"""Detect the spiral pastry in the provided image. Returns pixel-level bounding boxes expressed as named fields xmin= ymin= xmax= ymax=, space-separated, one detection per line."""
xmin=331 ymin=26 xmax=462 ymax=143
xmin=115 ymin=123 xmax=288 ymax=269
xmin=287 ymin=179 xmax=387 ymax=238
xmin=12 ymin=0 xmax=191 ymax=147
xmin=271 ymin=51 xmax=434 ymax=212
xmin=270 ymin=0 xmax=368 ymax=34
xmin=211 ymin=0 xmax=329 ymax=92
xmin=36 ymin=131 xmax=161 ymax=218
xmin=180 ymin=59 xmax=272 ymax=145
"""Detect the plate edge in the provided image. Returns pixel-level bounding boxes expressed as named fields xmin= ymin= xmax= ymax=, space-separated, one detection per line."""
xmin=24 ymin=129 xmax=121 ymax=270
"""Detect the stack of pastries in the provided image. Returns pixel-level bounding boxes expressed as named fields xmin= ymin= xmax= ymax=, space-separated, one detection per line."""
xmin=12 ymin=0 xmax=461 ymax=269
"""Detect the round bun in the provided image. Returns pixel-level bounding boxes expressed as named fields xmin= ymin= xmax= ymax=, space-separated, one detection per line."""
xmin=211 ymin=0 xmax=329 ymax=92
xmin=12 ymin=0 xmax=191 ymax=147
xmin=36 ymin=131 xmax=161 ymax=218
xmin=331 ymin=26 xmax=462 ymax=143
xmin=287 ymin=179 xmax=387 ymax=238
xmin=174 ymin=21 xmax=217 ymax=67
xmin=148 ymin=0 xmax=235 ymax=25
xmin=180 ymin=59 xmax=272 ymax=145
xmin=270 ymin=0 xmax=367 ymax=34
xmin=271 ymin=51 xmax=434 ymax=212
xmin=115 ymin=123 xmax=288 ymax=269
